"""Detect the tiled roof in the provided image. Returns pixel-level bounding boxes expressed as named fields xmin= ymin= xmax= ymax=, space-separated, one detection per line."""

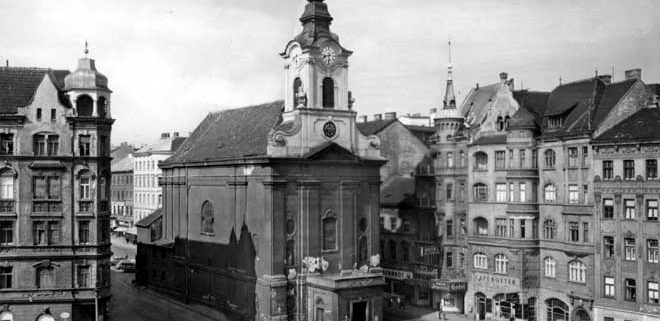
xmin=470 ymin=134 xmax=507 ymax=146
xmin=648 ymin=84 xmax=660 ymax=96
xmin=544 ymin=78 xmax=600 ymax=117
xmin=0 ymin=67 xmax=70 ymax=114
xmin=513 ymin=90 xmax=549 ymax=128
xmin=163 ymin=101 xmax=284 ymax=164
xmin=111 ymin=156 xmax=133 ymax=173
xmin=508 ymin=106 xmax=537 ymax=129
xmin=356 ymin=119 xmax=397 ymax=136
xmin=135 ymin=208 xmax=162 ymax=228
xmin=405 ymin=125 xmax=437 ymax=146
xmin=592 ymin=79 xmax=637 ymax=128
xmin=460 ymin=83 xmax=499 ymax=127
xmin=592 ymin=108 xmax=660 ymax=143
xmin=381 ymin=176 xmax=415 ymax=206
xmin=135 ymin=135 xmax=188 ymax=155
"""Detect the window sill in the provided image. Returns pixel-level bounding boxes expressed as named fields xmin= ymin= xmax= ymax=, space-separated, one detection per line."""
xmin=0 ymin=212 xmax=17 ymax=217
xmin=568 ymin=281 xmax=587 ymax=285
xmin=543 ymin=168 xmax=556 ymax=171
xmin=30 ymin=212 xmax=63 ymax=217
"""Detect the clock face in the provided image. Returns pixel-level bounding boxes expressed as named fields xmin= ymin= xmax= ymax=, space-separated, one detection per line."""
xmin=321 ymin=46 xmax=336 ymax=66
xmin=323 ymin=121 xmax=337 ymax=138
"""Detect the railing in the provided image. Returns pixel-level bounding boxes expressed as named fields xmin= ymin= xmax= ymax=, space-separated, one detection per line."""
xmin=79 ymin=201 xmax=93 ymax=213
xmin=32 ymin=200 xmax=62 ymax=213
xmin=0 ymin=200 xmax=14 ymax=212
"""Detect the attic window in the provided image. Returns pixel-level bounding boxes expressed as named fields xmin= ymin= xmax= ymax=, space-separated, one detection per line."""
xmin=547 ymin=116 xmax=563 ymax=129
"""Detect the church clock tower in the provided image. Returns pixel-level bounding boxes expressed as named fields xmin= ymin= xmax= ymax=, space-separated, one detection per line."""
xmin=269 ymin=0 xmax=380 ymax=160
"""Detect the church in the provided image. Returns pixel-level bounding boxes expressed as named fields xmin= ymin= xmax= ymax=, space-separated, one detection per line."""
xmin=135 ymin=1 xmax=386 ymax=320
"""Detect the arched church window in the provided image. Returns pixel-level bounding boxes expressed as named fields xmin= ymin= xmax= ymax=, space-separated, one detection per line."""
xmin=322 ymin=216 xmax=337 ymax=250
xmin=76 ymin=95 xmax=93 ymax=117
xmin=293 ymin=78 xmax=302 ymax=109
xmin=201 ymin=201 xmax=214 ymax=235
xmin=322 ymin=77 xmax=334 ymax=108
xmin=97 ymin=97 xmax=107 ymax=118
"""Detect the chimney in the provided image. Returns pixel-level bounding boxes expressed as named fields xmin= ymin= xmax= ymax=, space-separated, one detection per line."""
xmin=476 ymin=83 xmax=480 ymax=89
xmin=358 ymin=115 xmax=368 ymax=123
xmin=161 ymin=132 xmax=170 ymax=139
xmin=598 ymin=75 xmax=612 ymax=85
xmin=429 ymin=108 xmax=437 ymax=114
xmin=374 ymin=114 xmax=382 ymax=121
xmin=499 ymin=72 xmax=508 ymax=85
xmin=384 ymin=112 xmax=397 ymax=120
xmin=5 ymin=60 xmax=7 ymax=67
xmin=173 ymin=132 xmax=180 ymax=138
xmin=625 ymin=69 xmax=641 ymax=80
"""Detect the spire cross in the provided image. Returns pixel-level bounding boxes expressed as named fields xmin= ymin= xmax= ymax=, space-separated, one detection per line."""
xmin=84 ymin=40 xmax=89 ymax=57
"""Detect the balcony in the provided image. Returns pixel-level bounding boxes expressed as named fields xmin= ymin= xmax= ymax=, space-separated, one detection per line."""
xmin=0 ymin=200 xmax=15 ymax=213
xmin=79 ymin=201 xmax=93 ymax=213
xmin=32 ymin=200 xmax=62 ymax=214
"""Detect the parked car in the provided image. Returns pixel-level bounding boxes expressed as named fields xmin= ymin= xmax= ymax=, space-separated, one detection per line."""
xmin=116 ymin=259 xmax=136 ymax=273
xmin=111 ymin=255 xmax=128 ymax=266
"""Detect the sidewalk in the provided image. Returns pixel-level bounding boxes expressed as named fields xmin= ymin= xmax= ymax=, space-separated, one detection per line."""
xmin=384 ymin=304 xmax=474 ymax=321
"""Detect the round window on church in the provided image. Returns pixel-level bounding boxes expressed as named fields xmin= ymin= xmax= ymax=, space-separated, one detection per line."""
xmin=322 ymin=122 xmax=337 ymax=138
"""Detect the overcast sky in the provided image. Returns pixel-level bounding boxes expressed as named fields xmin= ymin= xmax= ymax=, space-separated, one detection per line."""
xmin=1 ymin=0 xmax=658 ymax=145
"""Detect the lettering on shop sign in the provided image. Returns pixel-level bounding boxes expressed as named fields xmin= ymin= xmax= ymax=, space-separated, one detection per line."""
xmin=420 ymin=246 xmax=440 ymax=256
xmin=449 ymin=282 xmax=467 ymax=292
xmin=473 ymin=272 xmax=518 ymax=287
xmin=383 ymin=268 xmax=413 ymax=280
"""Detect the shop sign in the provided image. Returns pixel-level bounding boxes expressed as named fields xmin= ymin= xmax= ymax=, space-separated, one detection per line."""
xmin=449 ymin=282 xmax=467 ymax=292
xmin=431 ymin=280 xmax=448 ymax=290
xmin=420 ymin=245 xmax=440 ymax=256
xmin=383 ymin=268 xmax=413 ymax=280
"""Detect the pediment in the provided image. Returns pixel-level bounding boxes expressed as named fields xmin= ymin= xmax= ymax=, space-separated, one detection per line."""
xmin=305 ymin=142 xmax=359 ymax=161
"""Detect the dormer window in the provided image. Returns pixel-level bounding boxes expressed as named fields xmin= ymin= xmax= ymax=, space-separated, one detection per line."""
xmin=547 ymin=116 xmax=563 ymax=129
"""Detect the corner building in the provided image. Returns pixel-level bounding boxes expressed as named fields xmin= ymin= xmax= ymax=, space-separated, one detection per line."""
xmin=0 ymin=54 xmax=113 ymax=320
xmin=136 ymin=1 xmax=386 ymax=321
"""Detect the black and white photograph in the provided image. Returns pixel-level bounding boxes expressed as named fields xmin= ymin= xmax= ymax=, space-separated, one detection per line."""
xmin=0 ymin=0 xmax=659 ymax=320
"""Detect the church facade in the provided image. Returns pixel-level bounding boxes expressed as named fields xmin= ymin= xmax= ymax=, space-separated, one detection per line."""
xmin=136 ymin=1 xmax=386 ymax=321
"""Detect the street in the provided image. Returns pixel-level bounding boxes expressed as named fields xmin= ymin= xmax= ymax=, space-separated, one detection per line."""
xmin=110 ymin=236 xmax=229 ymax=321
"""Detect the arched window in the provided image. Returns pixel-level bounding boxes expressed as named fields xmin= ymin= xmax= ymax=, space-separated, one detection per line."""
xmin=401 ymin=241 xmax=410 ymax=262
xmin=546 ymin=298 xmax=569 ymax=321
xmin=495 ymin=254 xmax=508 ymax=273
xmin=0 ymin=311 xmax=13 ymax=321
xmin=76 ymin=95 xmax=94 ymax=117
xmin=473 ymin=183 xmax=488 ymax=202
xmin=97 ymin=97 xmax=107 ymax=118
xmin=568 ymin=260 xmax=586 ymax=283
xmin=293 ymin=78 xmax=302 ymax=108
xmin=473 ymin=217 xmax=488 ymax=236
xmin=543 ymin=219 xmax=556 ymax=239
xmin=497 ymin=116 xmax=504 ymax=131
xmin=201 ymin=201 xmax=214 ymax=234
xmin=544 ymin=257 xmax=556 ymax=277
xmin=322 ymin=77 xmax=334 ymax=108
xmin=473 ymin=252 xmax=488 ymax=269
xmin=474 ymin=152 xmax=488 ymax=170
xmin=544 ymin=184 xmax=556 ymax=203
xmin=388 ymin=240 xmax=397 ymax=261
xmin=0 ymin=169 xmax=14 ymax=200
xmin=544 ymin=149 xmax=556 ymax=168
xmin=322 ymin=216 xmax=337 ymax=251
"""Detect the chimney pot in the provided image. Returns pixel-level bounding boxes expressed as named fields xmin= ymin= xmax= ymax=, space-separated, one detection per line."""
xmin=358 ymin=115 xmax=367 ymax=123
xmin=374 ymin=114 xmax=382 ymax=121
xmin=384 ymin=112 xmax=397 ymax=120
xmin=161 ymin=132 xmax=170 ymax=139
xmin=500 ymin=72 xmax=508 ymax=81
xmin=625 ymin=69 xmax=641 ymax=80
xmin=476 ymin=83 xmax=480 ymax=89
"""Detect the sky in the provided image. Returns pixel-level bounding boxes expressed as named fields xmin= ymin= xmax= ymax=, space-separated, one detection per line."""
xmin=1 ymin=0 xmax=658 ymax=145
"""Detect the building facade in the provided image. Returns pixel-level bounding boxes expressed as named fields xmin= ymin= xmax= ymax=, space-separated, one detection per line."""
xmin=0 ymin=54 xmax=112 ymax=321
xmin=136 ymin=1 xmax=386 ymax=321
xmin=111 ymin=155 xmax=133 ymax=229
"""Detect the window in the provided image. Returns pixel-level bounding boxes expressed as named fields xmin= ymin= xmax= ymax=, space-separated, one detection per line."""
xmin=447 ymin=152 xmax=454 ymax=168
xmin=322 ymin=216 xmax=337 ymax=251
xmin=625 ymin=238 xmax=636 ymax=261
xmin=508 ymin=149 xmax=514 ymax=168
xmin=569 ymin=185 xmax=579 ymax=204
xmin=624 ymin=160 xmax=635 ymax=180
xmin=625 ymin=279 xmax=637 ymax=301
xmin=604 ymin=236 xmax=614 ymax=258
xmin=568 ymin=147 xmax=578 ymax=167
xmin=388 ymin=240 xmax=396 ymax=261
xmin=459 ymin=182 xmax=465 ymax=202
xmin=0 ymin=266 xmax=11 ymax=289
xmin=648 ymin=239 xmax=659 ymax=263
xmin=0 ymin=134 xmax=13 ymax=155
xmin=0 ymin=174 xmax=13 ymax=200
xmin=495 ymin=254 xmax=508 ymax=273
xmin=648 ymin=200 xmax=659 ymax=221
xmin=582 ymin=185 xmax=588 ymax=204
xmin=36 ymin=108 xmax=42 ymax=121
xmin=496 ymin=183 xmax=507 ymax=202
xmin=569 ymin=222 xmax=579 ymax=242
xmin=47 ymin=135 xmax=59 ymax=156
xmin=604 ymin=277 xmax=615 ymax=297
xmin=474 ymin=152 xmax=488 ymax=170
xmin=446 ymin=183 xmax=454 ymax=201
xmin=495 ymin=151 xmax=506 ymax=169
xmin=509 ymin=219 xmax=515 ymax=238
xmin=79 ymin=177 xmax=91 ymax=199
xmin=519 ymin=149 xmax=526 ymax=168
xmin=460 ymin=217 xmax=466 ymax=236
xmin=473 ymin=183 xmax=488 ymax=201
xmin=519 ymin=183 xmax=526 ymax=203
xmin=544 ymin=257 xmax=556 ymax=277
xmin=474 ymin=217 xmax=488 ymax=236
xmin=33 ymin=221 xmax=60 ymax=245
xmin=543 ymin=220 xmax=556 ymax=239
xmin=648 ymin=160 xmax=658 ymax=180
xmin=36 ymin=266 xmax=55 ymax=288
xmin=446 ymin=251 xmax=453 ymax=268
xmin=568 ymin=261 xmax=586 ymax=283
xmin=201 ymin=201 xmax=214 ymax=235
xmin=532 ymin=149 xmax=538 ymax=168
xmin=582 ymin=222 xmax=589 ymax=243
xmin=402 ymin=219 xmax=411 ymax=232
xmin=293 ymin=77 xmax=302 ymax=108
xmin=544 ymin=149 xmax=556 ymax=168
xmin=496 ymin=218 xmax=507 ymax=237
xmin=544 ymin=184 xmax=556 ymax=203
xmin=520 ymin=220 xmax=526 ymax=238
xmin=603 ymin=160 xmax=613 ymax=180
xmin=582 ymin=146 xmax=588 ymax=167
xmin=509 ymin=182 xmax=514 ymax=202
xmin=446 ymin=220 xmax=453 ymax=237
xmin=78 ymin=221 xmax=90 ymax=244
xmin=649 ymin=281 xmax=659 ymax=303
xmin=77 ymin=265 xmax=90 ymax=288
xmin=34 ymin=134 xmax=46 ymax=155
xmin=322 ymin=77 xmax=334 ymax=108
xmin=0 ymin=221 xmax=13 ymax=245
xmin=603 ymin=199 xmax=614 ymax=219
xmin=460 ymin=151 xmax=465 ymax=167
xmin=402 ymin=242 xmax=410 ymax=262
xmin=473 ymin=253 xmax=487 ymax=269
xmin=531 ymin=182 xmax=538 ymax=202
xmin=50 ymin=109 xmax=56 ymax=121
xmin=624 ymin=199 xmax=636 ymax=220
xmin=79 ymin=135 xmax=91 ymax=156
xmin=546 ymin=298 xmax=568 ymax=321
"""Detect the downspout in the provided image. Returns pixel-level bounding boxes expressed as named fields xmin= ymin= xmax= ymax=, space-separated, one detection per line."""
xmin=184 ymin=162 xmax=190 ymax=304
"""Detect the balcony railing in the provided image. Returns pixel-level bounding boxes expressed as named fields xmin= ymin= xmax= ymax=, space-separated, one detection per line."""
xmin=33 ymin=200 xmax=62 ymax=213
xmin=0 ymin=200 xmax=14 ymax=212
xmin=79 ymin=201 xmax=93 ymax=213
